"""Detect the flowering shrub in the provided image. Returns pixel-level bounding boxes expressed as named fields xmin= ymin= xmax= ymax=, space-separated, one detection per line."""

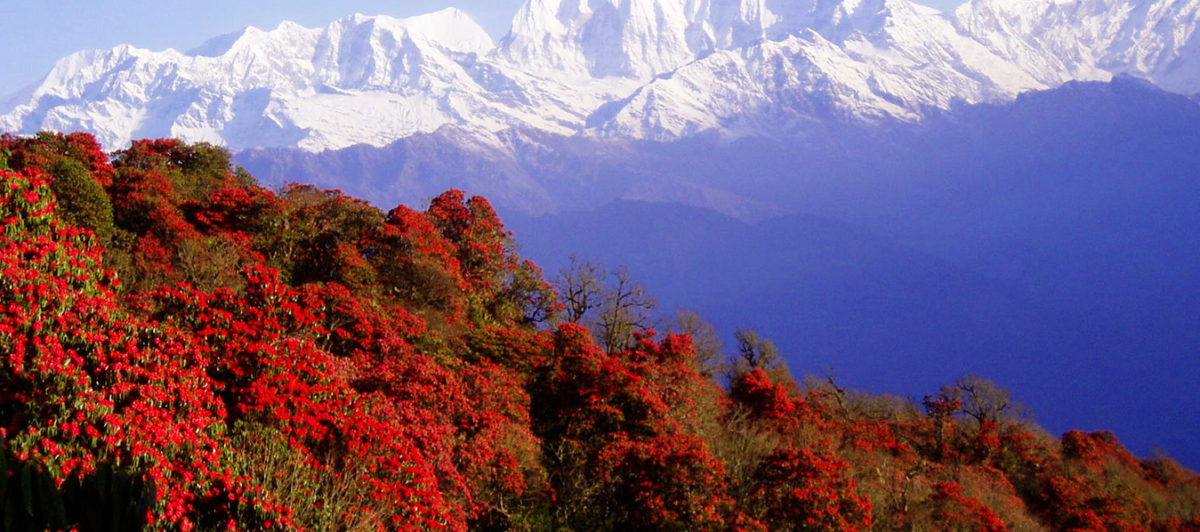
xmin=141 ymin=267 xmax=458 ymax=529
xmin=1 ymin=132 xmax=114 ymax=187
xmin=747 ymin=447 xmax=873 ymax=531
xmin=0 ymin=133 xmax=1197 ymax=530
xmin=0 ymin=169 xmax=236 ymax=529
xmin=596 ymin=432 xmax=733 ymax=530
xmin=731 ymin=368 xmax=803 ymax=424
xmin=925 ymin=481 xmax=1007 ymax=531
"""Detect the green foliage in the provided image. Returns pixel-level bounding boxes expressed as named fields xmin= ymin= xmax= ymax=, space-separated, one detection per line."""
xmin=176 ymin=234 xmax=247 ymax=292
xmin=266 ymin=184 xmax=384 ymax=287
xmin=111 ymin=139 xmax=233 ymax=202
xmin=0 ymin=403 xmax=149 ymax=532
xmin=46 ymin=157 xmax=115 ymax=244
xmin=170 ymin=143 xmax=232 ymax=203
xmin=232 ymin=165 xmax=258 ymax=187
xmin=498 ymin=259 xmax=561 ymax=326
xmin=225 ymin=423 xmax=389 ymax=531
xmin=174 ymin=142 xmax=232 ymax=189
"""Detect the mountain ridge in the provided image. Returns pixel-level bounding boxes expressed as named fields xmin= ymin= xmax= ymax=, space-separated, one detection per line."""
xmin=4 ymin=0 xmax=1199 ymax=151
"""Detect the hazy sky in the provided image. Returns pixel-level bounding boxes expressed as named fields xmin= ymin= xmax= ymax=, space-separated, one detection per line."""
xmin=0 ymin=0 xmax=967 ymax=98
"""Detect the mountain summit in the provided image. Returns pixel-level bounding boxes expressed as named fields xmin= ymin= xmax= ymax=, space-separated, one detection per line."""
xmin=3 ymin=0 xmax=1198 ymax=150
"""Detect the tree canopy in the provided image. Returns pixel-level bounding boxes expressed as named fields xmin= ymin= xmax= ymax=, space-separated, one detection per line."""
xmin=0 ymin=131 xmax=1195 ymax=531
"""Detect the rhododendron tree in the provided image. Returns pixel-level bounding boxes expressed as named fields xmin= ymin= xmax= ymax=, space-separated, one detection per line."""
xmin=140 ymin=267 xmax=460 ymax=529
xmin=374 ymin=203 xmax=467 ymax=315
xmin=529 ymin=325 xmax=739 ymax=529
xmin=1 ymin=132 xmax=1198 ymax=530
xmin=595 ymin=432 xmax=733 ymax=529
xmin=923 ymin=481 xmax=1007 ymax=531
xmin=1 ymin=132 xmax=114 ymax=244
xmin=746 ymin=447 xmax=873 ymax=531
xmin=423 ymin=190 xmax=559 ymax=327
xmin=262 ymin=184 xmax=384 ymax=290
xmin=0 ymin=168 xmax=253 ymax=529
xmin=0 ymin=132 xmax=114 ymax=188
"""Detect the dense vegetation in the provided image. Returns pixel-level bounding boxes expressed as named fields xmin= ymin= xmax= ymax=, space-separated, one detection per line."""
xmin=0 ymin=131 xmax=1197 ymax=531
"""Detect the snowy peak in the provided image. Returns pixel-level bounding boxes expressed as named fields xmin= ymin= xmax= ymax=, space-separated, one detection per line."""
xmin=187 ymin=21 xmax=320 ymax=59
xmin=3 ymin=0 xmax=1200 ymax=152
xmin=953 ymin=0 xmax=1200 ymax=91
xmin=494 ymin=0 xmax=916 ymax=80
xmin=582 ymin=0 xmax=1049 ymax=140
xmin=495 ymin=0 xmax=1009 ymax=82
xmin=758 ymin=0 xmax=900 ymax=41
xmin=187 ymin=10 xmax=493 ymax=61
xmin=368 ymin=9 xmax=495 ymax=56
xmin=0 ymin=9 xmax=522 ymax=152
xmin=498 ymin=0 xmax=697 ymax=80
xmin=313 ymin=14 xmax=469 ymax=90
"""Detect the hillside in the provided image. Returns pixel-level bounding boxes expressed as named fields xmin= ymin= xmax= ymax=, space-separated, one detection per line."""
xmin=244 ymin=77 xmax=1200 ymax=467
xmin=0 ymin=131 xmax=1198 ymax=530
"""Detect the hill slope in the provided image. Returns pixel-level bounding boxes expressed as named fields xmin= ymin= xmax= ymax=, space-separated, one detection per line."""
xmin=2 ymin=131 xmax=1199 ymax=530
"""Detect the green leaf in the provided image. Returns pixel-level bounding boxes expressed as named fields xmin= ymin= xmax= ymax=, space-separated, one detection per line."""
xmin=20 ymin=465 xmax=32 ymax=518
xmin=111 ymin=469 xmax=130 ymax=531
xmin=38 ymin=470 xmax=66 ymax=528
xmin=95 ymin=465 xmax=109 ymax=506
xmin=0 ymin=447 xmax=8 ymax=505
xmin=4 ymin=484 xmax=15 ymax=532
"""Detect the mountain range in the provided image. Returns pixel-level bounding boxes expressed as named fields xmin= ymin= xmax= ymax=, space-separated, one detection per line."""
xmin=495 ymin=77 xmax=1200 ymax=467
xmin=3 ymin=0 xmax=1199 ymax=152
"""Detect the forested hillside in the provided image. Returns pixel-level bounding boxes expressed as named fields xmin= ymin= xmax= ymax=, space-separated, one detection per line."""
xmin=0 ymin=131 xmax=1197 ymax=530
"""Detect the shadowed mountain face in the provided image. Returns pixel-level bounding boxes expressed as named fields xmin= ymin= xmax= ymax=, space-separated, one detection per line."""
xmin=503 ymin=201 xmax=1063 ymax=391
xmin=502 ymin=196 xmax=1199 ymax=469
xmin=238 ymin=77 xmax=1200 ymax=466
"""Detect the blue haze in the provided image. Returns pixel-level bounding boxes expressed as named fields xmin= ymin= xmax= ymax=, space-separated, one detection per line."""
xmin=238 ymin=77 xmax=1200 ymax=467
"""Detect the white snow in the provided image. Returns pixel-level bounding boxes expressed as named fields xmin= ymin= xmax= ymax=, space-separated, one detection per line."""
xmin=1 ymin=0 xmax=1197 ymax=152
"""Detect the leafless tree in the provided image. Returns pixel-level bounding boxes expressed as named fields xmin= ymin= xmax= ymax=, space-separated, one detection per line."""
xmin=944 ymin=375 xmax=1028 ymax=426
xmin=595 ymin=266 xmax=656 ymax=354
xmin=556 ymin=254 xmax=605 ymax=324
xmin=671 ymin=309 xmax=723 ymax=377
xmin=555 ymin=257 xmax=657 ymax=354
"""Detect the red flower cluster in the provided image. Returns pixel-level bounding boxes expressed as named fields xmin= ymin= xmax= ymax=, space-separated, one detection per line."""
xmin=1 ymin=132 xmax=1198 ymax=530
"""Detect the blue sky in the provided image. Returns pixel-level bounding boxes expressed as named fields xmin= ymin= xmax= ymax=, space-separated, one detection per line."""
xmin=0 ymin=0 xmax=966 ymax=98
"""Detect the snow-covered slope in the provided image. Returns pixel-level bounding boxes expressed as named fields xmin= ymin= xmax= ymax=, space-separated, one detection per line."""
xmin=2 ymin=0 xmax=1199 ymax=151
xmin=587 ymin=0 xmax=1049 ymax=140
xmin=497 ymin=0 xmax=696 ymax=80
xmin=0 ymin=8 xmax=577 ymax=151
xmin=954 ymin=0 xmax=1200 ymax=92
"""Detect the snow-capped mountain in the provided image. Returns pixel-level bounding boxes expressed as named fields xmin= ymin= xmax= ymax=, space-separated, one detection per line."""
xmin=0 ymin=9 xmax=579 ymax=151
xmin=584 ymin=0 xmax=1049 ymax=139
xmin=953 ymin=0 xmax=1200 ymax=92
xmin=2 ymin=0 xmax=1198 ymax=151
